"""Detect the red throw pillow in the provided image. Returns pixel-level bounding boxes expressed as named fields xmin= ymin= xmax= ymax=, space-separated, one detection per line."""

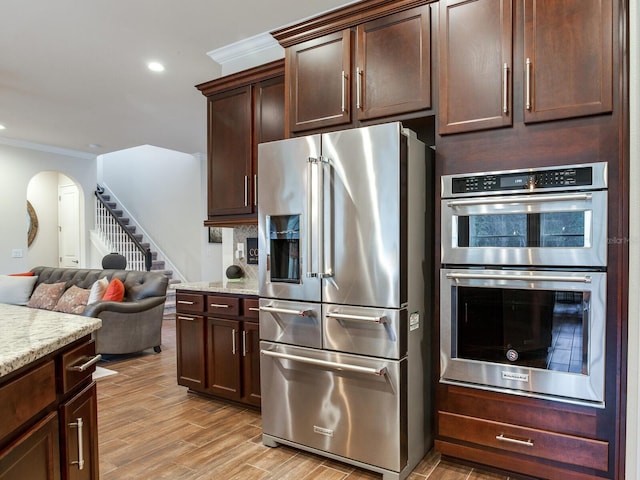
xmin=103 ymin=278 xmax=125 ymax=302
xmin=9 ymin=272 xmax=35 ymax=276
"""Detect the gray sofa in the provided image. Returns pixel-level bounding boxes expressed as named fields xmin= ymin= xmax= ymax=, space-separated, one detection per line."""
xmin=30 ymin=266 xmax=169 ymax=355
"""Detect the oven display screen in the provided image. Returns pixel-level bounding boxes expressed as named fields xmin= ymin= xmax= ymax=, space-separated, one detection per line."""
xmin=500 ymin=175 xmax=530 ymax=188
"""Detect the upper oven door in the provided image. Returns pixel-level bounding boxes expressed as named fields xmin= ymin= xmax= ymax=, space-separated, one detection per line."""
xmin=441 ymin=190 xmax=607 ymax=267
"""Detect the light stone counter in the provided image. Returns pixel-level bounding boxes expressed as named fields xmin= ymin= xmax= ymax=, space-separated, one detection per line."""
xmin=0 ymin=303 xmax=102 ymax=378
xmin=173 ymin=280 xmax=258 ymax=296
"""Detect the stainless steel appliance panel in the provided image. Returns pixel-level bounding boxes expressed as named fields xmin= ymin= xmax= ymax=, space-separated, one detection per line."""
xmin=258 ymin=136 xmax=322 ymax=302
xmin=440 ymin=268 xmax=606 ymax=405
xmin=323 ymin=304 xmax=406 ymax=360
xmin=259 ymin=298 xmax=322 ymax=349
xmin=260 ymin=341 xmax=407 ymax=472
xmin=321 ymin=123 xmax=407 ymax=308
xmin=441 ymin=190 xmax=607 ymax=267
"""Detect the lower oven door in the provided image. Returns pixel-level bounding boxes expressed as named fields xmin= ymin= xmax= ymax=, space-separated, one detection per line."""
xmin=440 ymin=268 xmax=606 ymax=406
xmin=260 ymin=341 xmax=407 ymax=472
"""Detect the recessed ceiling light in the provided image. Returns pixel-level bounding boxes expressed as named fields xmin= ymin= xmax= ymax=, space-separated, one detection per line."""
xmin=148 ymin=61 xmax=165 ymax=72
xmin=88 ymin=143 xmax=102 ymax=149
xmin=0 ymin=124 xmax=6 ymax=130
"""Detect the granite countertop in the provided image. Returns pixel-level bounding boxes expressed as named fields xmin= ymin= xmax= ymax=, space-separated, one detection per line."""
xmin=0 ymin=304 xmax=102 ymax=378
xmin=173 ymin=279 xmax=258 ymax=296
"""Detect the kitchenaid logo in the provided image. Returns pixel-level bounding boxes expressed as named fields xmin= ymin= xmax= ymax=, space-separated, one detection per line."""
xmin=313 ymin=426 xmax=334 ymax=437
xmin=502 ymin=371 xmax=529 ymax=383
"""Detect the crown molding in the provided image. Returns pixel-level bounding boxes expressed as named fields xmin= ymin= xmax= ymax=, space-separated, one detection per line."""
xmin=0 ymin=136 xmax=97 ymax=160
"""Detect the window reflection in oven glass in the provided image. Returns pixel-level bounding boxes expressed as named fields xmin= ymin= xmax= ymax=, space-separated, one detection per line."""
xmin=459 ymin=211 xmax=587 ymax=249
xmin=455 ymin=287 xmax=588 ymax=374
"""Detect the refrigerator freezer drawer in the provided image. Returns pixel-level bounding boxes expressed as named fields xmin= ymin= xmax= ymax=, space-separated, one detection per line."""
xmin=260 ymin=341 xmax=407 ymax=472
xmin=259 ymin=298 xmax=322 ymax=348
xmin=323 ymin=305 xmax=407 ymax=360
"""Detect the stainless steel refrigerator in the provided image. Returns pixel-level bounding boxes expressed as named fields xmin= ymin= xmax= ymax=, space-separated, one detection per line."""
xmin=258 ymin=122 xmax=432 ymax=480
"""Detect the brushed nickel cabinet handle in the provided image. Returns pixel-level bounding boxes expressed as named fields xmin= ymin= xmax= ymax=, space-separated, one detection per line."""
xmin=496 ymin=434 xmax=534 ymax=447
xmin=340 ymin=70 xmax=347 ymax=113
xmin=69 ymin=418 xmax=85 ymax=470
xmin=232 ymin=329 xmax=237 ymax=355
xmin=67 ymin=354 xmax=102 ymax=372
xmin=210 ymin=303 xmax=231 ymax=308
xmin=248 ymin=307 xmax=260 ymax=312
xmin=525 ymin=57 xmax=532 ymax=110
xmin=503 ymin=63 xmax=509 ymax=114
xmin=244 ymin=175 xmax=249 ymax=207
xmin=177 ymin=316 xmax=196 ymax=321
xmin=254 ymin=174 xmax=257 ymax=206
xmin=356 ymin=67 xmax=362 ymax=109
xmin=242 ymin=330 xmax=247 ymax=357
xmin=177 ymin=300 xmax=195 ymax=305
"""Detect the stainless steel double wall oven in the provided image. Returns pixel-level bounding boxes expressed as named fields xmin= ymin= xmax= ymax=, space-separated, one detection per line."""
xmin=440 ymin=162 xmax=608 ymax=406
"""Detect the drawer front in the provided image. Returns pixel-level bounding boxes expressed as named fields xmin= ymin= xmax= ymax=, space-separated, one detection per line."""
xmin=207 ymin=295 xmax=240 ymax=316
xmin=60 ymin=339 xmax=99 ymax=394
xmin=0 ymin=361 xmax=56 ymax=442
xmin=438 ymin=411 xmax=608 ymax=472
xmin=243 ymin=298 xmax=259 ymax=320
xmin=176 ymin=292 xmax=205 ymax=313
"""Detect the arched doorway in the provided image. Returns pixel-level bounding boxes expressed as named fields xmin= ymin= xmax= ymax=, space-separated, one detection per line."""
xmin=26 ymin=172 xmax=84 ymax=268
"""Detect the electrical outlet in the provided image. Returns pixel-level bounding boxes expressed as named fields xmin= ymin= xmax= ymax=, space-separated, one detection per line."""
xmin=12 ymin=249 xmax=23 ymax=258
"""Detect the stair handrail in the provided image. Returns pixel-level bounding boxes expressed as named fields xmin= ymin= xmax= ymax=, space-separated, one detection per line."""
xmin=94 ymin=189 xmax=152 ymax=271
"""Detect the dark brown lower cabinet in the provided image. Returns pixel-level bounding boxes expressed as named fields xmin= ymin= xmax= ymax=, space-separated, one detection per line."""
xmin=175 ymin=291 xmax=261 ymax=408
xmin=0 ymin=412 xmax=60 ymax=480
xmin=60 ymin=383 xmax=99 ymax=480
xmin=0 ymin=337 xmax=99 ymax=480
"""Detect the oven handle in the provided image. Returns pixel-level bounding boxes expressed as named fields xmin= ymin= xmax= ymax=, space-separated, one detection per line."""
xmin=446 ymin=272 xmax=592 ymax=283
xmin=446 ymin=192 xmax=592 ymax=208
xmin=261 ymin=349 xmax=387 ymax=376
xmin=325 ymin=312 xmax=387 ymax=324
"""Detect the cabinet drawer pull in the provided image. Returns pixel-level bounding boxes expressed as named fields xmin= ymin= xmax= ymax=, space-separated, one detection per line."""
xmin=248 ymin=307 xmax=260 ymax=312
xmin=496 ymin=434 xmax=534 ymax=447
xmin=177 ymin=316 xmax=196 ymax=321
xmin=210 ymin=303 xmax=231 ymax=309
xmin=67 ymin=354 xmax=102 ymax=372
xmin=69 ymin=417 xmax=85 ymax=470
xmin=178 ymin=300 xmax=195 ymax=305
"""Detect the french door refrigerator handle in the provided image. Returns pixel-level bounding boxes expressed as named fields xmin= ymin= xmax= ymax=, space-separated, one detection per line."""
xmin=261 ymin=349 xmax=387 ymax=376
xmin=260 ymin=306 xmax=311 ymax=317
xmin=318 ymin=156 xmax=333 ymax=278
xmin=306 ymin=158 xmax=317 ymax=278
xmin=325 ymin=312 xmax=387 ymax=324
xmin=446 ymin=192 xmax=592 ymax=208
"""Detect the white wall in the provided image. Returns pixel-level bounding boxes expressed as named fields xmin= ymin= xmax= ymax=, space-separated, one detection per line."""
xmin=627 ymin=0 xmax=639 ymax=478
xmin=0 ymin=142 xmax=95 ymax=274
xmin=98 ymin=145 xmax=221 ymax=282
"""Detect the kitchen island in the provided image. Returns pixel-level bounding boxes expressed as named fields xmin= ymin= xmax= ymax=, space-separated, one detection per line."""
xmin=0 ymin=304 xmax=102 ymax=480
xmin=173 ymin=279 xmax=260 ymax=407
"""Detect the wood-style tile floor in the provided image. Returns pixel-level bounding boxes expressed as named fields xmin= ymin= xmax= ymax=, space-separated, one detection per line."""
xmin=97 ymin=319 xmax=517 ymax=480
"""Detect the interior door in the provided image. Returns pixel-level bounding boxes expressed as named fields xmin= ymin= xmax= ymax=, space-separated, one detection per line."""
xmin=58 ymin=183 xmax=80 ymax=268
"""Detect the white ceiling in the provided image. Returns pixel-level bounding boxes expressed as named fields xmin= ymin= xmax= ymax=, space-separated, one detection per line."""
xmin=0 ymin=0 xmax=358 ymax=157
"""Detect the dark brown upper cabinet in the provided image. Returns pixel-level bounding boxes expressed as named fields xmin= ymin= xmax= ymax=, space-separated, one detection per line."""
xmin=438 ymin=0 xmax=513 ymax=134
xmin=522 ymin=0 xmax=613 ymax=124
xmin=274 ymin=1 xmax=433 ymax=135
xmin=438 ymin=0 xmax=613 ymax=135
xmin=197 ymin=60 xmax=284 ymax=226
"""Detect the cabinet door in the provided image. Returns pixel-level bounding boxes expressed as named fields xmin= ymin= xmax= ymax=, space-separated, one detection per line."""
xmin=60 ymin=383 xmax=99 ymax=480
xmin=253 ymin=76 xmax=285 ymax=210
xmin=356 ymin=5 xmax=431 ymax=121
xmin=523 ymin=0 xmax=612 ymax=123
xmin=176 ymin=314 xmax=206 ymax=391
xmin=288 ymin=30 xmax=352 ymax=132
xmin=207 ymin=86 xmax=252 ymax=216
xmin=206 ymin=318 xmax=241 ymax=400
xmin=0 ymin=412 xmax=60 ymax=480
xmin=241 ymin=321 xmax=261 ymax=407
xmin=438 ymin=0 xmax=513 ymax=134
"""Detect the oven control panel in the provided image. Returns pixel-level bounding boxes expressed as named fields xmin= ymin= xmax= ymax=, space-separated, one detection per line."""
xmin=450 ymin=165 xmax=596 ymax=195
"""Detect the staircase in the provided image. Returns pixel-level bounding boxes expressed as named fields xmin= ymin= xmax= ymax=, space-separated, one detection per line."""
xmin=95 ymin=189 xmax=179 ymax=315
